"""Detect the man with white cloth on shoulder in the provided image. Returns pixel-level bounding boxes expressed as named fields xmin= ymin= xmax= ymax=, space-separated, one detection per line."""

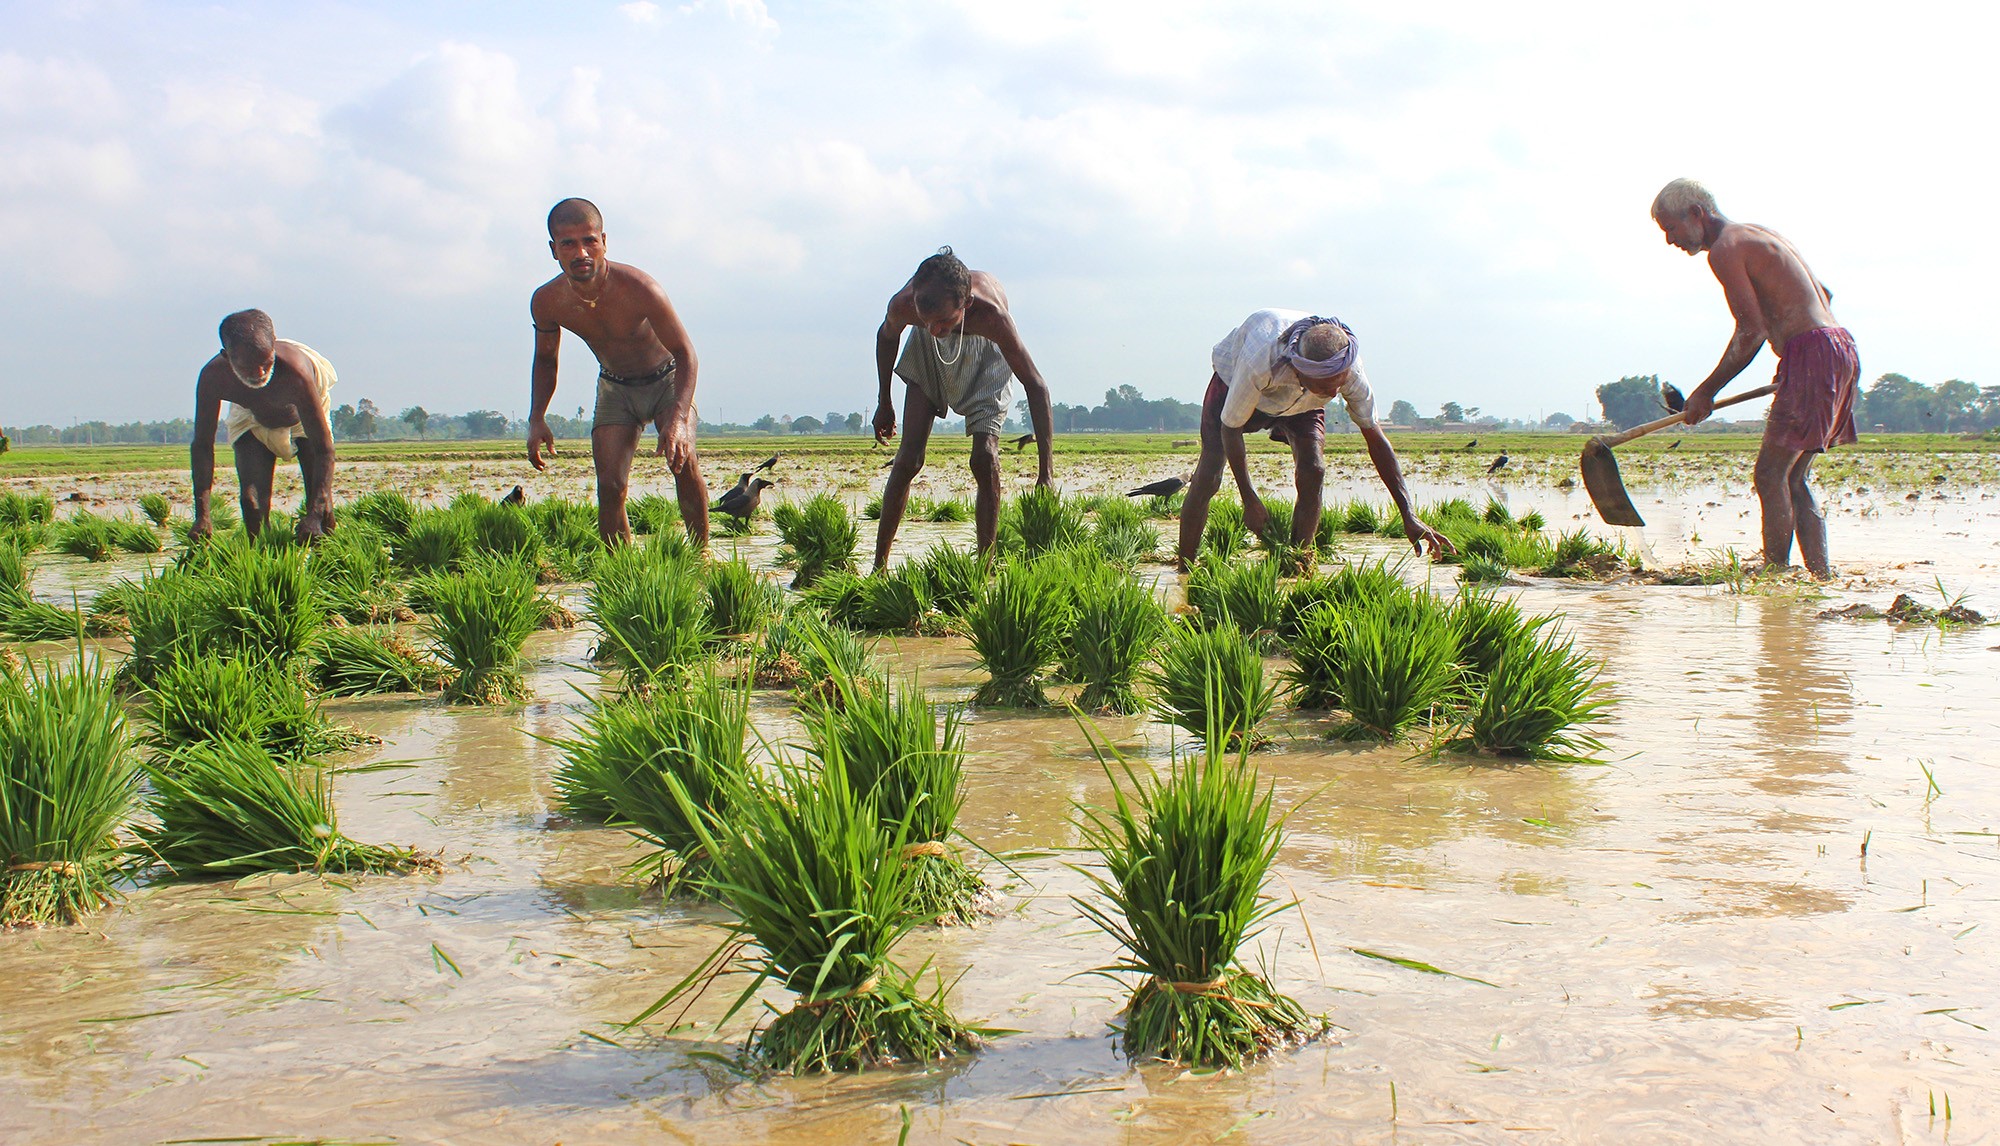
xmin=871 ymin=246 xmax=1057 ymax=568
xmin=1177 ymin=308 xmax=1452 ymax=568
xmin=189 ymin=308 xmax=339 ymax=543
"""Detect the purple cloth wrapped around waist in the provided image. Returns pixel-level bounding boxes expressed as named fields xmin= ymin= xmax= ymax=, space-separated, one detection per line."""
xmin=1766 ymin=326 xmax=1859 ymax=453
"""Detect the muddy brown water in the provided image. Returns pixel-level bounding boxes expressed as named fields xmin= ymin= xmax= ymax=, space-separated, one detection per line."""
xmin=5 ymin=463 xmax=2000 ymax=1144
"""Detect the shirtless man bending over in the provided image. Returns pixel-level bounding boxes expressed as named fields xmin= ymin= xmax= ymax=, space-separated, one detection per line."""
xmin=189 ymin=308 xmax=338 ymax=542
xmin=1653 ymin=178 xmax=1859 ymax=578
xmin=528 ymin=198 xmax=707 ymax=545
xmin=872 ymin=247 xmax=1055 ymax=568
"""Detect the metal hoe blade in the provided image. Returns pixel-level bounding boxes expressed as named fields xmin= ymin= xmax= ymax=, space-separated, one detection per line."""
xmin=1581 ymin=437 xmax=1645 ymax=527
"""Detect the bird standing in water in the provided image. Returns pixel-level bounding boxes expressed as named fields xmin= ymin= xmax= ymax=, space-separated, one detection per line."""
xmin=500 ymin=485 xmax=526 ymax=506
xmin=1486 ymin=455 xmax=1509 ymax=474
xmin=714 ymin=476 xmax=776 ymax=520
xmin=753 ymin=454 xmax=779 ymax=473
xmin=1462 ymin=438 xmax=1478 ymax=451
xmin=1128 ymin=475 xmax=1187 ymax=498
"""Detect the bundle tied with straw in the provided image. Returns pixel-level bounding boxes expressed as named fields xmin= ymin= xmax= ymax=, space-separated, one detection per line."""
xmin=1072 ymin=706 xmax=1327 ymax=1067
xmin=800 ymin=664 xmax=986 ymax=925
xmin=631 ymin=741 xmax=987 ymax=1073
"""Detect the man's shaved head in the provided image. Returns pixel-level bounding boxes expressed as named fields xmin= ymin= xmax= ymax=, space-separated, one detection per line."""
xmin=1299 ymin=321 xmax=1350 ymax=362
xmin=548 ymin=197 xmax=603 ymax=235
xmin=219 ymin=309 xmax=275 ymax=355
xmin=912 ymin=245 xmax=971 ymax=316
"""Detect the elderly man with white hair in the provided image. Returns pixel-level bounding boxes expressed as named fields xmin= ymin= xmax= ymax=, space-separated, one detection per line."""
xmin=1652 ymin=177 xmax=1859 ymax=578
xmin=1175 ymin=308 xmax=1451 ymax=568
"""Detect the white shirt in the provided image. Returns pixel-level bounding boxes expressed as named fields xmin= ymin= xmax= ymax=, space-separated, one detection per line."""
xmin=1211 ymin=309 xmax=1376 ymax=430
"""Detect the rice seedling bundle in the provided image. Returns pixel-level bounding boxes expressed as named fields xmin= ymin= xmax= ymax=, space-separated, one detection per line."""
xmin=1147 ymin=621 xmax=1275 ymax=748
xmin=53 ymin=512 xmax=114 ymax=562
xmin=853 ymin=566 xmax=936 ymax=635
xmin=1006 ymin=486 xmax=1088 ymax=558
xmin=1276 ymin=574 xmax=1338 ymax=644
xmin=1312 ymin=508 xmax=1342 ymax=555
xmin=633 ymin=743 xmax=984 ymax=1072
xmin=1329 ymin=590 xmax=1458 ymax=741
xmin=965 ymin=557 xmax=1075 ymax=707
xmin=205 ymin=496 xmax=240 ymax=533
xmin=1185 ymin=553 xmax=1284 ymax=645
xmin=115 ymin=519 xmax=165 ymax=555
xmin=1461 ymin=555 xmax=1509 ymax=585
xmin=1063 ymin=564 xmax=1166 ymax=714
xmin=1518 ymin=510 xmax=1547 ymax=532
xmin=801 ymin=671 xmax=984 ymax=923
xmin=87 ymin=577 xmax=145 ymax=622
xmin=0 ymin=659 xmax=139 ymax=926
xmin=1448 ymin=627 xmax=1609 ymax=761
xmin=586 ymin=544 xmax=712 ymax=687
xmin=309 ymin=523 xmax=403 ymax=623
xmin=0 ymin=597 xmax=83 ymax=643
xmin=349 ymin=490 xmax=418 ymax=537
xmin=1073 ymin=729 xmax=1324 ymax=1067
xmin=1446 ymin=522 xmax=1510 ymax=565
xmin=251 ymin=509 xmax=299 ymax=550
xmin=799 ymin=568 xmax=868 ymax=621
xmin=1252 ymin=498 xmax=1293 ymax=551
xmin=394 ymin=508 xmax=472 ymax=574
xmin=1339 ymin=499 xmax=1382 ymax=534
xmin=529 ymin=496 xmax=604 ymax=578
xmin=141 ymin=739 xmax=425 ymax=878
xmin=714 ymin=512 xmax=753 ymax=538
xmin=123 ymin=543 xmax=326 ymax=684
xmin=1373 ymin=513 xmax=1407 ymax=540
xmin=1539 ymin=529 xmax=1632 ymax=578
xmin=916 ymin=543 xmax=985 ymax=617
xmin=1324 ymin=557 xmax=1410 ymax=609
xmin=1144 ymin=490 xmax=1184 ymax=519
xmin=1088 ymin=497 xmax=1159 ymax=567
xmin=138 ymin=493 xmax=174 ymax=528
xmin=775 ymin=493 xmax=858 ymax=589
xmin=0 ymin=490 xmax=57 ymax=530
xmin=469 ymin=501 xmax=543 ymax=566
xmin=422 ymin=555 xmax=546 ymax=703
xmin=755 ymin=607 xmax=876 ymax=695
xmin=143 ymin=655 xmax=366 ymax=757
xmin=1482 ymin=498 xmax=1513 ymax=527
xmin=1423 ymin=498 xmax=1479 ymax=526
xmin=861 ymin=493 xmax=885 ymax=520
xmin=1201 ymin=500 xmax=1247 ymax=561
xmin=310 ymin=627 xmax=449 ymax=696
xmin=0 ymin=539 xmax=27 ymax=607
xmin=627 ymin=494 xmax=680 ymax=536
xmin=925 ymin=497 xmax=971 ymax=523
xmin=702 ymin=554 xmax=780 ymax=643
xmin=1279 ymin=601 xmax=1346 ymax=709
xmin=1447 ymin=591 xmax=1544 ymax=686
xmin=556 ymin=670 xmax=752 ymax=892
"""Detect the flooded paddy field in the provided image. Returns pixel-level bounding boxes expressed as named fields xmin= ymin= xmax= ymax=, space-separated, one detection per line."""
xmin=4 ymin=438 xmax=1999 ymax=1144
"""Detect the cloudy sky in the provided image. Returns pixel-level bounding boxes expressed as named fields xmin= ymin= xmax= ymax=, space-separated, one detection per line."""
xmin=3 ymin=1 xmax=1992 ymax=428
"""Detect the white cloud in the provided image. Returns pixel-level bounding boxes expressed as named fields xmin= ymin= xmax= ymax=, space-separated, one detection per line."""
xmin=617 ymin=1 xmax=660 ymax=24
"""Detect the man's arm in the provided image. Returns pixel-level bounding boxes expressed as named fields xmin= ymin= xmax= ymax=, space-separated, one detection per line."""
xmin=1683 ymin=246 xmax=1768 ymax=424
xmin=987 ymin=313 xmax=1054 ymax=485
xmin=189 ymin=375 xmax=222 ymax=538
xmin=873 ymin=304 xmax=907 ymax=444
xmin=1223 ymin=423 xmax=1264 ymax=529
xmin=635 ymin=279 xmax=699 ymax=468
xmin=527 ymin=295 xmax=561 ymax=471
xmin=1360 ymin=422 xmax=1452 ymax=558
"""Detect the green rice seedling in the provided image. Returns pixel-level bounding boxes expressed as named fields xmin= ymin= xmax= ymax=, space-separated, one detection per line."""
xmin=1374 ymin=513 xmax=1407 ymax=540
xmin=915 ymin=543 xmax=985 ymax=617
xmin=308 ymin=523 xmax=402 ymax=623
xmin=703 ymin=554 xmax=780 ymax=644
xmin=205 ymin=496 xmax=239 ymax=533
xmin=776 ymin=493 xmax=858 ymax=589
xmin=87 ymin=577 xmax=145 ymax=620
xmin=469 ymin=501 xmax=543 ymax=565
xmin=1089 ymin=497 xmax=1158 ymax=567
xmin=627 ymin=493 xmax=680 ymax=536
xmin=1147 ymin=621 xmax=1275 ymax=748
xmin=1185 ymin=553 xmax=1284 ymax=645
xmin=53 ymin=512 xmax=114 ymax=561
xmin=1202 ymin=500 xmax=1247 ymax=561
xmin=925 ymin=497 xmax=971 ymax=523
xmin=143 ymin=655 xmax=364 ymax=757
xmin=800 ymin=568 xmax=868 ymax=622
xmin=1277 ymin=573 xmax=1338 ymax=644
xmin=1423 ymin=497 xmax=1479 ymax=525
xmin=0 ymin=539 xmax=27 ymax=606
xmin=126 ymin=542 xmax=327 ymax=684
xmin=755 ymin=607 xmax=876 ymax=696
xmin=423 ymin=555 xmax=546 ymax=703
xmin=309 ymin=627 xmax=449 ymax=696
xmin=530 ymin=496 xmax=604 ymax=578
xmin=0 ymin=658 xmax=140 ymax=926
xmin=1482 ymin=498 xmax=1513 ymax=527
xmin=802 ymin=670 xmax=984 ymax=924
xmin=1461 ymin=555 xmax=1509 ymax=585
xmin=394 ymin=508 xmax=471 ymax=574
xmin=139 ymin=493 xmax=174 ymax=528
xmin=1539 ymin=529 xmax=1632 ymax=578
xmin=1447 ymin=628 xmax=1609 ymax=762
xmin=563 ymin=670 xmax=753 ymax=892
xmin=861 ymin=493 xmax=886 ymax=520
xmin=111 ymin=519 xmax=162 ymax=555
xmin=1252 ymin=498 xmax=1293 ymax=551
xmin=0 ymin=491 xmax=38 ymax=530
xmin=1324 ymin=557 xmax=1411 ymax=609
xmin=1144 ymin=490 xmax=1184 ymax=519
xmin=714 ymin=512 xmax=753 ymax=538
xmin=349 ymin=489 xmax=418 ymax=537
xmin=965 ymin=557 xmax=1075 ymax=707
xmin=1339 ymin=499 xmax=1382 ymax=534
xmin=632 ymin=741 xmax=984 ymax=1072
xmin=1280 ymin=601 xmax=1346 ymax=709
xmin=586 ymin=544 xmax=710 ymax=688
xmin=1451 ymin=522 xmax=1510 ymax=565
xmin=1329 ymin=591 xmax=1458 ymax=741
xmin=448 ymin=491 xmax=490 ymax=516
xmin=1063 ymin=563 xmax=1166 ymax=714
xmin=1 ymin=598 xmax=85 ymax=643
xmin=1072 ymin=724 xmax=1324 ymax=1067
xmin=1006 ymin=485 xmax=1088 ymax=558
xmin=853 ymin=566 xmax=937 ymax=635
xmin=1518 ymin=509 xmax=1547 ymax=532
xmin=1447 ymin=591 xmax=1546 ymax=688
xmin=141 ymin=739 xmax=426 ymax=878
xmin=1312 ymin=508 xmax=1342 ymax=555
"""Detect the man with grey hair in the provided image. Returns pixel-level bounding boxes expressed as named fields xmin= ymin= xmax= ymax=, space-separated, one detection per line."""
xmin=1176 ymin=308 xmax=1450 ymax=568
xmin=189 ymin=308 xmax=339 ymax=542
xmin=1652 ymin=178 xmax=1858 ymax=578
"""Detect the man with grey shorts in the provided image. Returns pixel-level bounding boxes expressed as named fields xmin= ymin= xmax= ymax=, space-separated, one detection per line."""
xmin=527 ymin=198 xmax=708 ymax=545
xmin=871 ymin=247 xmax=1057 ymax=568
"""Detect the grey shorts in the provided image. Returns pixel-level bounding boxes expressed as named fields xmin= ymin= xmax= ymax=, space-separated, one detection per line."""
xmin=593 ymin=359 xmax=680 ymax=428
xmin=894 ymin=329 xmax=1014 ymax=438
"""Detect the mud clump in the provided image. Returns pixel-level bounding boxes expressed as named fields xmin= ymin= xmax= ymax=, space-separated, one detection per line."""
xmin=1828 ymin=595 xmax=1986 ymax=625
xmin=1818 ymin=602 xmax=1886 ymax=621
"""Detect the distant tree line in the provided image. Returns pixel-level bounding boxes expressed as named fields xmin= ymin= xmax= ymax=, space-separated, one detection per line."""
xmin=1594 ymin=372 xmax=1997 ymax=433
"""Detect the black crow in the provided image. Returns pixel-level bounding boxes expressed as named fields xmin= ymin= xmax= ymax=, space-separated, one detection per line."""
xmin=500 ymin=485 xmax=526 ymax=506
xmin=1011 ymin=433 xmax=1035 ymax=452
xmin=1667 ymin=439 xmax=1682 ymax=451
xmin=1486 ymin=455 xmax=1509 ymax=474
xmin=753 ymin=454 xmax=779 ymax=472
xmin=1661 ymin=381 xmax=1687 ymax=414
xmin=714 ymin=477 xmax=776 ymax=519
xmin=1463 ymin=439 xmax=1478 ymax=450
xmin=1128 ymin=476 xmax=1186 ymax=498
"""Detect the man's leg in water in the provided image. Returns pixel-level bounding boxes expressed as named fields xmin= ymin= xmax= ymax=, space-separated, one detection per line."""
xmin=969 ymin=429 xmax=1002 ymax=557
xmin=1175 ymin=383 xmax=1231 ymax=567
xmin=655 ymin=415 xmax=710 ymax=547
xmin=295 ymin=437 xmax=331 ymax=539
xmin=1788 ymin=450 xmax=1831 ymax=578
xmin=592 ymin=423 xmax=642 ymax=545
xmin=233 ymin=432 xmax=277 ymax=538
xmin=873 ymin=384 xmax=937 ymax=570
xmin=1753 ymin=436 xmax=1808 ymax=571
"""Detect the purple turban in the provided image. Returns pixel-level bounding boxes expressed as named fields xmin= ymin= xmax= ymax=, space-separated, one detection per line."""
xmin=1274 ymin=315 xmax=1357 ymax=380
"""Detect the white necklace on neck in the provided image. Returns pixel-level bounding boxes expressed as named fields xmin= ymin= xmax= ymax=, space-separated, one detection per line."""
xmin=932 ymin=309 xmax=967 ymax=367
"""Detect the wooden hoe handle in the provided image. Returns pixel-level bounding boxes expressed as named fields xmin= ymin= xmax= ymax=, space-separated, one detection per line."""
xmin=1595 ymin=384 xmax=1776 ymax=449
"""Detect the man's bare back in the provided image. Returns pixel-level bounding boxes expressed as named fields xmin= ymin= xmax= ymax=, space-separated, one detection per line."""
xmin=1705 ymin=222 xmax=1839 ymax=356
